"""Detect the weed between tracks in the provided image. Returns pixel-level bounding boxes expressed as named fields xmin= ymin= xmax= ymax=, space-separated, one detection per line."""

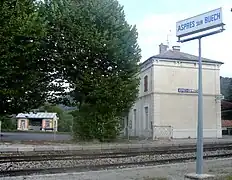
xmin=215 ymin=175 xmax=232 ymax=180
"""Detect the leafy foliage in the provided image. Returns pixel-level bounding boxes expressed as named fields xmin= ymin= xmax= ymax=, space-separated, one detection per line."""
xmin=1 ymin=0 xmax=140 ymax=141
xmin=71 ymin=104 xmax=122 ymax=141
xmin=227 ymin=80 xmax=232 ymax=102
xmin=0 ymin=0 xmax=64 ymax=115
xmin=39 ymin=0 xmax=140 ymax=141
xmin=220 ymin=76 xmax=232 ymax=120
xmin=0 ymin=116 xmax=16 ymax=131
xmin=220 ymin=76 xmax=232 ymax=100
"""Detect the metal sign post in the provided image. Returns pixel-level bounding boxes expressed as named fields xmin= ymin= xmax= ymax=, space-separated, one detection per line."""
xmin=176 ymin=8 xmax=225 ymax=176
xmin=196 ymin=37 xmax=203 ymax=174
xmin=178 ymin=29 xmax=225 ymax=175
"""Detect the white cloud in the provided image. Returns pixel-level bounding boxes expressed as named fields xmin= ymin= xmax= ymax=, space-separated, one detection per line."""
xmin=136 ymin=4 xmax=232 ymax=77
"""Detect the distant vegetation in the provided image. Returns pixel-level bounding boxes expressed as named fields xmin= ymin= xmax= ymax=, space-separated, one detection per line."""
xmin=220 ymin=76 xmax=232 ymax=120
xmin=220 ymin=76 xmax=232 ymax=100
xmin=0 ymin=115 xmax=16 ymax=131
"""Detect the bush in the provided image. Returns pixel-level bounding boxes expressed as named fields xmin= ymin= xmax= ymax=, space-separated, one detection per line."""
xmin=0 ymin=116 xmax=16 ymax=131
xmin=72 ymin=104 xmax=121 ymax=142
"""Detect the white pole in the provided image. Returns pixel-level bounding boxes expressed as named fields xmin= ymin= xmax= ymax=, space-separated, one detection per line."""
xmin=196 ymin=38 xmax=203 ymax=175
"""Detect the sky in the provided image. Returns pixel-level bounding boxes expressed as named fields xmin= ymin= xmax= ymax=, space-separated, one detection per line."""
xmin=118 ymin=0 xmax=232 ymax=77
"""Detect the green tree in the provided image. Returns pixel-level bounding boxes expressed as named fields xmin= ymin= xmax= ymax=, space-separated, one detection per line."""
xmin=0 ymin=0 xmax=64 ymax=116
xmin=0 ymin=115 xmax=16 ymax=131
xmin=227 ymin=79 xmax=232 ymax=102
xmin=39 ymin=0 xmax=141 ymax=141
xmin=222 ymin=79 xmax=232 ymax=120
xmin=220 ymin=77 xmax=232 ymax=100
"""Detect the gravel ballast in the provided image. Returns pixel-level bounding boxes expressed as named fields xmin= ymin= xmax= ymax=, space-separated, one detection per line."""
xmin=1 ymin=158 xmax=232 ymax=180
xmin=1 ymin=149 xmax=232 ymax=172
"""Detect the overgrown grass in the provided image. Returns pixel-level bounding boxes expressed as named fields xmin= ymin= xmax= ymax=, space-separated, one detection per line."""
xmin=224 ymin=176 xmax=232 ymax=180
xmin=215 ymin=175 xmax=232 ymax=180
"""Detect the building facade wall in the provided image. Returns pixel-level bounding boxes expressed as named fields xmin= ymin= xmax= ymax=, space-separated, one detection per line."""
xmin=127 ymin=61 xmax=155 ymax=137
xmin=154 ymin=93 xmax=221 ymax=138
xmin=126 ymin=57 xmax=222 ymax=139
xmin=153 ymin=59 xmax=222 ymax=138
xmin=153 ymin=60 xmax=221 ymax=95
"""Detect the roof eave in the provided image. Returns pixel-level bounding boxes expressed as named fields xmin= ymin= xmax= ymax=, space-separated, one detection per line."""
xmin=151 ymin=56 xmax=224 ymax=65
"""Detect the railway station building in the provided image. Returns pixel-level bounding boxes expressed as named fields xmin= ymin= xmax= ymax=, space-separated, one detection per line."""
xmin=124 ymin=43 xmax=223 ymax=139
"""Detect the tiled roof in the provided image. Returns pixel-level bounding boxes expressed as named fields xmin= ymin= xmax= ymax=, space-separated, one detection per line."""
xmin=222 ymin=120 xmax=232 ymax=127
xmin=16 ymin=112 xmax=57 ymax=119
xmin=144 ymin=50 xmax=223 ymax=65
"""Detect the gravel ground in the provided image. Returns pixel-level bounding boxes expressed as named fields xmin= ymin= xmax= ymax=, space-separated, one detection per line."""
xmin=1 ymin=158 xmax=232 ymax=180
xmin=1 ymin=150 xmax=232 ymax=171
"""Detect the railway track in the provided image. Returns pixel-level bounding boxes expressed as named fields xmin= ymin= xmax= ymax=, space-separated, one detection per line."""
xmin=1 ymin=143 xmax=232 ymax=177
xmin=1 ymin=153 xmax=232 ymax=177
xmin=1 ymin=143 xmax=232 ymax=162
xmin=0 ymin=143 xmax=232 ymax=160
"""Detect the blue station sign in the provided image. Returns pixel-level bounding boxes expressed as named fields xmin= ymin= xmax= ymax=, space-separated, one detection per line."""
xmin=178 ymin=88 xmax=198 ymax=93
xmin=176 ymin=8 xmax=223 ymax=37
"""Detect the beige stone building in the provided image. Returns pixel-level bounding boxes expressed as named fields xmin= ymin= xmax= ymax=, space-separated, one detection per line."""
xmin=125 ymin=43 xmax=223 ymax=139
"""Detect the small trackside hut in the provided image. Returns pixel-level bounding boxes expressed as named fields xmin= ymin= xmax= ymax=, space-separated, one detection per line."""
xmin=16 ymin=112 xmax=58 ymax=132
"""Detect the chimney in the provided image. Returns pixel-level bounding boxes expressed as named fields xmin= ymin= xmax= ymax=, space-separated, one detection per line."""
xmin=172 ymin=45 xmax=180 ymax=51
xmin=159 ymin=43 xmax=168 ymax=54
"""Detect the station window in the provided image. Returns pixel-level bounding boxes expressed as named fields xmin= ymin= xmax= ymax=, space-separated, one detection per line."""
xmin=144 ymin=75 xmax=148 ymax=92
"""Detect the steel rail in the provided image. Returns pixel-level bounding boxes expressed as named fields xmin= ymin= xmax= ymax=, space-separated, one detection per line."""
xmin=0 ymin=144 xmax=232 ymax=163
xmin=1 ymin=142 xmax=232 ymax=155
xmin=1 ymin=153 xmax=232 ymax=177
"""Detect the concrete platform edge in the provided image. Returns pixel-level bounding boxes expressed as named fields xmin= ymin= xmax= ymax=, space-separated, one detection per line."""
xmin=0 ymin=139 xmax=232 ymax=152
